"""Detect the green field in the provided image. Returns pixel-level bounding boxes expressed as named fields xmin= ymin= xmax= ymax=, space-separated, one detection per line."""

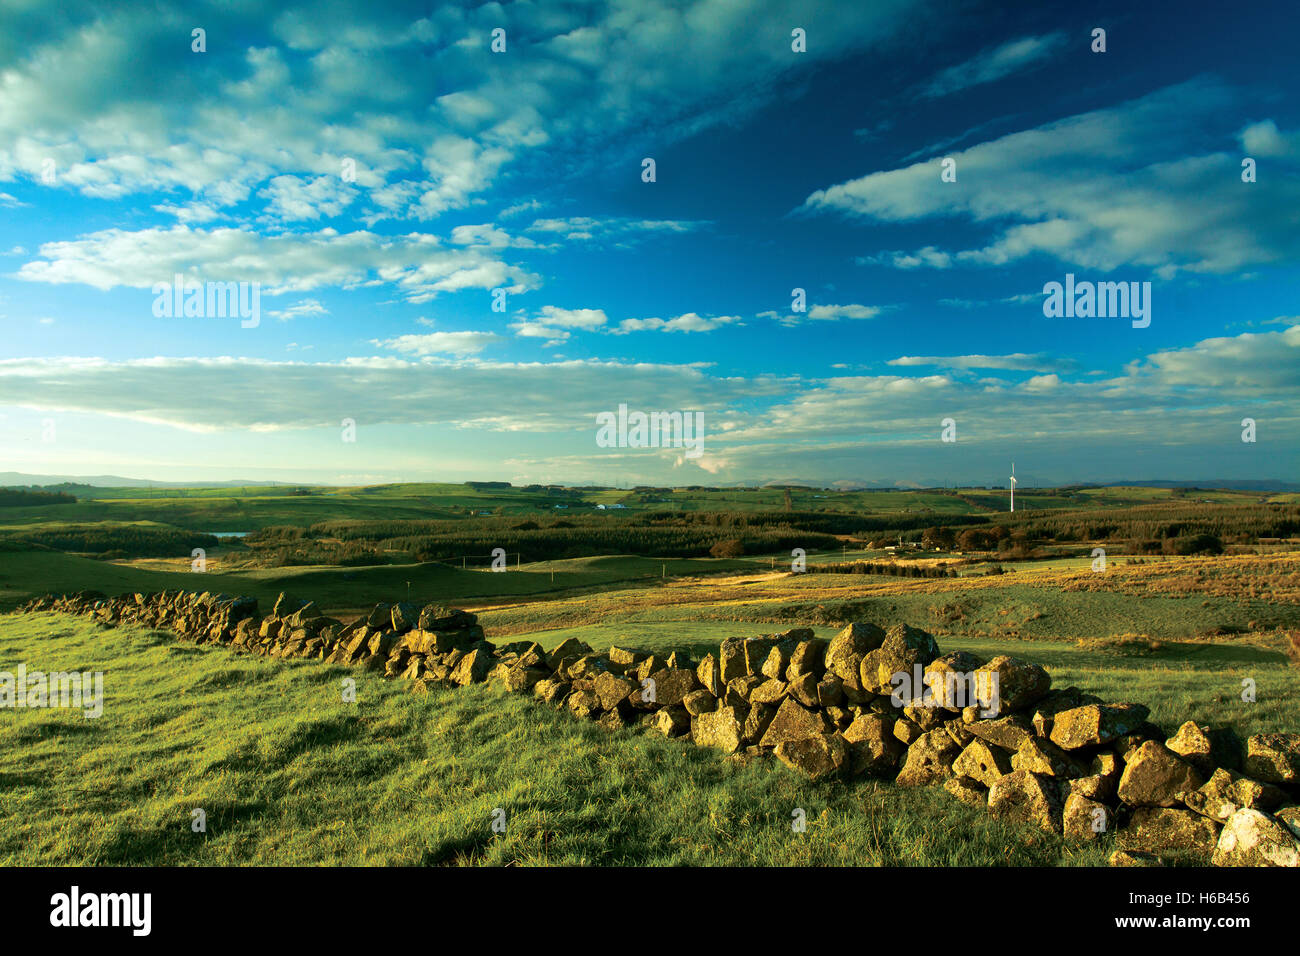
xmin=0 ymin=613 xmax=1109 ymax=866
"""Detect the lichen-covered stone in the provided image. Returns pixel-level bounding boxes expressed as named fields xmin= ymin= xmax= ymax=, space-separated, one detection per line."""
xmin=1117 ymin=741 xmax=1204 ymax=808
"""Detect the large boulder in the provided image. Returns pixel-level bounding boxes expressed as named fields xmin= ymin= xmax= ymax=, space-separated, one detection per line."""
xmin=824 ymin=622 xmax=885 ymax=685
xmin=786 ymin=638 xmax=829 ymax=681
xmin=1182 ymin=768 xmax=1287 ymax=822
xmin=1165 ymin=721 xmax=1216 ymax=776
xmin=389 ymin=602 xmax=419 ymax=634
xmin=987 ymin=770 xmax=1063 ymax=834
xmin=841 ymin=713 xmax=903 ymax=776
xmin=1011 ymin=738 xmax=1084 ymax=778
xmin=1119 ymin=808 xmax=1220 ymax=859
xmin=1211 ymin=809 xmax=1300 ymax=867
xmin=953 ymin=739 xmax=1012 ymax=788
xmin=693 ymin=706 xmax=745 ymax=754
xmin=696 ymin=653 xmax=724 ymax=696
xmin=970 ymin=656 xmax=1050 ymax=718
xmin=593 ymin=671 xmax=638 ymax=712
xmin=449 ymin=648 xmax=491 ymax=686
xmin=923 ymin=651 xmax=985 ymax=710
xmin=1117 ymin=741 xmax=1204 ymax=807
xmin=1049 ymin=703 xmax=1151 ymax=751
xmin=718 ymin=638 xmax=748 ymax=684
xmin=1243 ymin=733 xmax=1300 ymax=785
xmin=774 ymin=733 xmax=851 ymax=781
xmin=759 ymin=698 xmax=832 ymax=749
xmin=895 ymin=729 xmax=962 ymax=787
xmin=965 ymin=714 xmax=1035 ymax=752
xmin=633 ymin=667 xmax=701 ymax=709
xmin=1063 ymin=792 xmax=1112 ymax=842
xmin=859 ymin=623 xmax=940 ymax=696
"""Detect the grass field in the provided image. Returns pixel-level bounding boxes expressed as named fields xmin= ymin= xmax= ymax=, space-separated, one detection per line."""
xmin=0 ymin=613 xmax=1111 ymax=866
xmin=3 ymin=481 xmax=1298 ymax=867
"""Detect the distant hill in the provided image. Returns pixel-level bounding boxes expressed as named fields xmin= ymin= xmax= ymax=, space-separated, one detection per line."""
xmin=0 ymin=472 xmax=294 ymax=489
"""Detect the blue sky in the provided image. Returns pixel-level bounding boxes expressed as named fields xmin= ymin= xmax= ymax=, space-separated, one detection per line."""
xmin=0 ymin=0 xmax=1296 ymax=487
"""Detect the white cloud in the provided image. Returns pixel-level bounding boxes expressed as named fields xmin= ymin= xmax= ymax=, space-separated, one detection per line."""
xmin=267 ymin=298 xmax=329 ymax=320
xmin=808 ymin=80 xmax=1300 ymax=276
xmin=758 ymin=303 xmax=885 ymax=326
xmin=617 ymin=313 xmax=742 ymax=333
xmin=920 ymin=33 xmax=1066 ymax=99
xmin=372 ymin=331 xmax=501 ymax=356
xmin=14 ymin=225 xmax=539 ymax=302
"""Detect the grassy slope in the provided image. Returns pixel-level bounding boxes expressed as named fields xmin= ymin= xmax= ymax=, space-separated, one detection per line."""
xmin=0 ymin=551 xmax=760 ymax=615
xmin=0 ymin=613 xmax=1107 ymax=866
xmin=2 ymin=482 xmax=1283 ymax=530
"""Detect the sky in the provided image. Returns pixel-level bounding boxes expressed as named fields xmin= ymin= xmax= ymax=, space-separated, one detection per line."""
xmin=0 ymin=0 xmax=1297 ymax=488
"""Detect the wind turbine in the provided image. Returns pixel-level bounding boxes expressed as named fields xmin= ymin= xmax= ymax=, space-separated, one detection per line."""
xmin=1009 ymin=462 xmax=1017 ymax=513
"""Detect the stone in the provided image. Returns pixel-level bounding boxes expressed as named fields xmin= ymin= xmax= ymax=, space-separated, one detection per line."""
xmin=651 ymin=706 xmax=690 ymax=738
xmin=743 ymin=637 xmax=781 ymax=677
xmin=546 ymin=637 xmax=592 ymax=669
xmin=1029 ymin=687 xmax=1104 ymax=739
xmin=859 ymin=624 xmax=940 ymax=695
xmin=495 ymin=664 xmax=547 ymax=694
xmin=893 ymin=717 xmax=923 ymax=746
xmin=815 ymin=675 xmax=844 ymax=709
xmin=1011 ymin=738 xmax=1084 ymax=778
xmin=567 ymin=654 xmax=609 ymax=680
xmin=597 ymin=709 xmax=627 ymax=731
xmin=965 ymin=714 xmax=1034 ymax=752
xmin=987 ymin=770 xmax=1063 ymax=834
xmin=749 ymin=679 xmax=787 ymax=707
xmin=953 ymin=739 xmax=1012 ymax=788
xmin=1243 ymin=733 xmax=1300 ymax=784
xmin=693 ymin=706 xmax=745 ymax=754
xmin=389 ymin=602 xmax=419 ymax=634
xmin=1117 ymin=741 xmax=1204 ymax=807
xmin=1049 ymin=703 xmax=1151 ymax=751
xmin=1211 ymin=809 xmax=1299 ymax=867
xmin=723 ymin=675 xmax=762 ymax=707
xmin=634 ymin=667 xmax=701 ymax=709
xmin=922 ymin=651 xmax=985 ymax=710
xmin=774 ymin=733 xmax=850 ymax=781
xmin=786 ymin=639 xmax=828 ymax=681
xmin=1064 ymin=792 xmax=1111 ymax=842
xmin=760 ymin=698 xmax=832 ymax=749
xmin=1182 ymin=768 xmax=1288 ymax=822
xmin=824 ymin=622 xmax=886 ymax=686
xmin=533 ymin=678 xmax=571 ymax=705
xmin=697 ymin=653 xmax=723 ymax=696
xmin=761 ymin=645 xmax=790 ymax=681
xmin=789 ymin=671 xmax=820 ymax=708
xmin=608 ymin=645 xmax=644 ymax=667
xmin=970 ymin=655 xmax=1050 ymax=718
xmin=842 ymin=713 xmax=903 ymax=776
xmin=567 ymin=688 xmax=602 ymax=720
xmin=1166 ymin=721 xmax=1216 ymax=776
xmin=944 ymin=777 xmax=987 ymax=809
xmin=682 ymin=689 xmax=717 ymax=716
xmin=743 ymin=703 xmax=777 ymax=746
xmin=1117 ymin=808 xmax=1219 ymax=859
xmin=450 ymin=648 xmax=491 ymax=686
xmin=1275 ymin=806 xmax=1300 ymax=841
xmin=719 ymin=639 xmax=748 ymax=683
xmin=593 ymin=671 xmax=638 ymax=712
xmin=895 ymin=729 xmax=961 ymax=787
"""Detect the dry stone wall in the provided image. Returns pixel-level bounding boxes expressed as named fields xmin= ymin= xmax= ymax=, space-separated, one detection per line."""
xmin=19 ymin=588 xmax=1300 ymax=867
